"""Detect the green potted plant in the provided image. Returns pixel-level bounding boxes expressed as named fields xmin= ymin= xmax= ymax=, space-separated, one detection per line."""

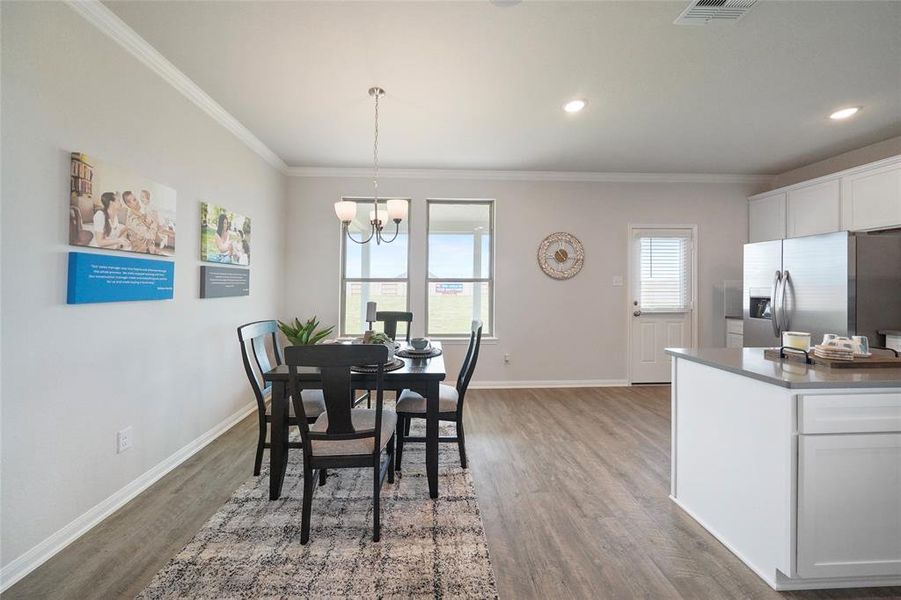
xmin=277 ymin=317 xmax=334 ymax=346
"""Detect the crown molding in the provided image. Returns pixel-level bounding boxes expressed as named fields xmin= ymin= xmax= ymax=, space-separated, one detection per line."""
xmin=65 ymin=0 xmax=288 ymax=173
xmin=286 ymin=166 xmax=773 ymax=185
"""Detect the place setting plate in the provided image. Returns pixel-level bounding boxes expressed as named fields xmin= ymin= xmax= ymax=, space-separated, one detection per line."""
xmin=397 ymin=342 xmax=442 ymax=359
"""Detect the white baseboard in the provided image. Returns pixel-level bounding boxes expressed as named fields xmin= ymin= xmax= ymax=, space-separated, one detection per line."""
xmin=0 ymin=401 xmax=256 ymax=593
xmin=469 ymin=379 xmax=630 ymax=389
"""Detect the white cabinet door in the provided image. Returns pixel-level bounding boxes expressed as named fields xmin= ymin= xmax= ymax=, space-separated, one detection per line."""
xmin=786 ymin=179 xmax=841 ymax=238
xmin=841 ymin=163 xmax=901 ymax=231
xmin=797 ymin=433 xmax=901 ymax=578
xmin=748 ymin=193 xmax=786 ymax=242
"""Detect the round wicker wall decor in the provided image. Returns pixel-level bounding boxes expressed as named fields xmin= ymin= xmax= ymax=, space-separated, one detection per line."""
xmin=538 ymin=232 xmax=584 ymax=280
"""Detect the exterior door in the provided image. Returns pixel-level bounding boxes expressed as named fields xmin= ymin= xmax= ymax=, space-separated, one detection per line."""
xmin=629 ymin=227 xmax=695 ymax=383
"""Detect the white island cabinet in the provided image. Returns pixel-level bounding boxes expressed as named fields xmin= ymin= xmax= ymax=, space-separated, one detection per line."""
xmin=668 ymin=347 xmax=901 ymax=591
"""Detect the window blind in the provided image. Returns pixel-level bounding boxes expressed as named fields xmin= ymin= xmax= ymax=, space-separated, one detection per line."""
xmin=638 ymin=235 xmax=691 ymax=312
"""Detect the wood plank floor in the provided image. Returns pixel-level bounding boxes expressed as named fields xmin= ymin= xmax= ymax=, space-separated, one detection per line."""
xmin=5 ymin=387 xmax=900 ymax=599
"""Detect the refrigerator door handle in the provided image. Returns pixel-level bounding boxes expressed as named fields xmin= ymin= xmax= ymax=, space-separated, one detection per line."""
xmin=771 ymin=270 xmax=782 ymax=337
xmin=781 ymin=270 xmax=791 ymax=332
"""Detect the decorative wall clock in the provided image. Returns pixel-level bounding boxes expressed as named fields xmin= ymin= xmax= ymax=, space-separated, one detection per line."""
xmin=538 ymin=232 xmax=584 ymax=280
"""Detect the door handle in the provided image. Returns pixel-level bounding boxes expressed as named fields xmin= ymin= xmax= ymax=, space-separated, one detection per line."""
xmin=633 ymin=310 xmax=642 ymax=317
xmin=771 ymin=270 xmax=782 ymax=337
xmin=780 ymin=270 xmax=790 ymax=331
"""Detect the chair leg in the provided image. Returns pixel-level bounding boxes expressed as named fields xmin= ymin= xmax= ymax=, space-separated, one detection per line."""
xmin=367 ymin=389 xmax=371 ymax=409
xmin=457 ymin=418 xmax=468 ymax=469
xmin=318 ymin=468 xmax=328 ymax=486
xmin=387 ymin=435 xmax=395 ymax=484
xmin=372 ymin=462 xmax=381 ymax=542
xmin=300 ymin=465 xmax=314 ymax=545
xmin=404 ymin=417 xmax=411 ymax=436
xmin=395 ymin=416 xmax=405 ymax=471
xmin=253 ymin=419 xmax=266 ymax=476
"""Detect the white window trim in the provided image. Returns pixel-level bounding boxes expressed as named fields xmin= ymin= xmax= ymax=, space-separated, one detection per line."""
xmin=425 ymin=198 xmax=496 ymax=338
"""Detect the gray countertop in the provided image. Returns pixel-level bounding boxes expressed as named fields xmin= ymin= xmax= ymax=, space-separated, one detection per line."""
xmin=666 ymin=347 xmax=901 ymax=389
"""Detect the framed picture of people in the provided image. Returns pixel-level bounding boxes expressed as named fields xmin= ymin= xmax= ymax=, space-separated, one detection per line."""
xmin=68 ymin=152 xmax=177 ymax=256
xmin=200 ymin=202 xmax=251 ymax=266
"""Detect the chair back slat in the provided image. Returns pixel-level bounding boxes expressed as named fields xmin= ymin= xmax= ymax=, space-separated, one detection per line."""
xmin=237 ymin=320 xmax=283 ymax=411
xmin=376 ymin=311 xmax=413 ymax=342
xmin=456 ymin=320 xmax=483 ymax=411
xmin=285 ymin=344 xmax=389 ymax=451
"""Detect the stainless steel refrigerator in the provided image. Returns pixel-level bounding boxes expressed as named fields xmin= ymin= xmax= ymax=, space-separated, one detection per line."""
xmin=743 ymin=230 xmax=901 ymax=347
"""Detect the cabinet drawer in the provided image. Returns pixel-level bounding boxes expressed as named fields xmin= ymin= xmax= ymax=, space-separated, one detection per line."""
xmin=726 ymin=333 xmax=743 ymax=349
xmin=726 ymin=318 xmax=743 ymax=335
xmin=799 ymin=393 xmax=901 ymax=434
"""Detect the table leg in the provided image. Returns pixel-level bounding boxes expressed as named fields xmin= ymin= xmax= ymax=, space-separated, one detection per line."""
xmin=426 ymin=379 xmax=440 ymax=499
xmin=269 ymin=380 xmax=289 ymax=500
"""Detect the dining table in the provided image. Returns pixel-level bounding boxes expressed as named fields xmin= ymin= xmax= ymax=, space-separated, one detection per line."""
xmin=262 ymin=341 xmax=447 ymax=500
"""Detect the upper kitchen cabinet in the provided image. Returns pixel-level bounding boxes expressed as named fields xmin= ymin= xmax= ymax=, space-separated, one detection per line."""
xmin=749 ymin=156 xmax=901 ymax=241
xmin=841 ymin=161 xmax=901 ymax=232
xmin=786 ymin=179 xmax=841 ymax=238
xmin=748 ymin=192 xmax=786 ymax=242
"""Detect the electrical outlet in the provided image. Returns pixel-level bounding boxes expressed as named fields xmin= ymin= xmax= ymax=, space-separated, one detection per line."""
xmin=504 ymin=353 xmax=511 ymax=364
xmin=117 ymin=426 xmax=133 ymax=454
xmin=612 ymin=275 xmax=624 ymax=287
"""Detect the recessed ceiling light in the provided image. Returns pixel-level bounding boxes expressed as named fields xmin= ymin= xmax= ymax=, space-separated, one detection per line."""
xmin=829 ymin=106 xmax=860 ymax=120
xmin=564 ymin=99 xmax=587 ymax=113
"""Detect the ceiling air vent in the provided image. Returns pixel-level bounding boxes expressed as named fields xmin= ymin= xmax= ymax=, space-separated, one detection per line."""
xmin=674 ymin=0 xmax=758 ymax=25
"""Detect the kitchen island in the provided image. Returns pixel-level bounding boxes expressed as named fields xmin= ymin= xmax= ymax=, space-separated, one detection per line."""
xmin=667 ymin=347 xmax=901 ymax=591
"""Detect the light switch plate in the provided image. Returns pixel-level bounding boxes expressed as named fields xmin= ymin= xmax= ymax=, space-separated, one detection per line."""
xmin=612 ymin=275 xmax=624 ymax=287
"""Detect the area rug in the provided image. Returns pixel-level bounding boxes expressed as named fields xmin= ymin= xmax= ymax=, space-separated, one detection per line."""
xmin=137 ymin=417 xmax=498 ymax=599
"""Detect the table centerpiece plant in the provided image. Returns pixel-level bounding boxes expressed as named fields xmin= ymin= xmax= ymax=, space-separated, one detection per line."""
xmin=362 ymin=331 xmax=395 ymax=362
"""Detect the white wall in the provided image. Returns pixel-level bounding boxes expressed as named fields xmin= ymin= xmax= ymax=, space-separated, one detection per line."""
xmin=1 ymin=2 xmax=286 ymax=573
xmin=285 ymin=176 xmax=754 ymax=385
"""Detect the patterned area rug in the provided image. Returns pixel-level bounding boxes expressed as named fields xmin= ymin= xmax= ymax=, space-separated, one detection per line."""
xmin=137 ymin=416 xmax=498 ymax=599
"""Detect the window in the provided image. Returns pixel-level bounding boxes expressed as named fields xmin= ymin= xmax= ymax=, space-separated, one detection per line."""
xmin=340 ymin=198 xmax=410 ymax=336
xmin=426 ymin=200 xmax=494 ymax=336
xmin=635 ymin=230 xmax=692 ymax=312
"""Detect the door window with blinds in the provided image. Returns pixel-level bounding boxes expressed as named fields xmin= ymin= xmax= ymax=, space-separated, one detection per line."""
xmin=633 ymin=229 xmax=693 ymax=312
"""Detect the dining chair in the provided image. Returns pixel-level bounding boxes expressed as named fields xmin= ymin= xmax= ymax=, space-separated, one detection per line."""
xmin=285 ymin=344 xmax=396 ymax=543
xmin=395 ymin=320 xmax=482 ymax=470
xmin=376 ymin=311 xmax=413 ymax=342
xmin=237 ymin=320 xmax=326 ymax=476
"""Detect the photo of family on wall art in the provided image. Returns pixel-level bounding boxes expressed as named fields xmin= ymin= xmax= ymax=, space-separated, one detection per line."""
xmin=200 ymin=202 xmax=251 ymax=266
xmin=68 ymin=152 xmax=177 ymax=256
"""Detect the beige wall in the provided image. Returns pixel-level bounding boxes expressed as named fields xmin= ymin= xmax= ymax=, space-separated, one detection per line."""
xmin=769 ymin=136 xmax=901 ymax=189
xmin=286 ymin=176 xmax=754 ymax=385
xmin=1 ymin=2 xmax=286 ymax=571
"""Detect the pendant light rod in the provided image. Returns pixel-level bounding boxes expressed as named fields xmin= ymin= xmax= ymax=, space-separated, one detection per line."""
xmin=335 ymin=86 xmax=404 ymax=246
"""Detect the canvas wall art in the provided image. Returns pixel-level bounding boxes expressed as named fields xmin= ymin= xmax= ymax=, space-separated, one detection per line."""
xmin=200 ymin=202 xmax=251 ymax=266
xmin=69 ymin=152 xmax=177 ymax=256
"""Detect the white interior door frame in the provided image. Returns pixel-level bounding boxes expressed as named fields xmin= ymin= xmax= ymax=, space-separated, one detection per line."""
xmin=626 ymin=223 xmax=699 ymax=385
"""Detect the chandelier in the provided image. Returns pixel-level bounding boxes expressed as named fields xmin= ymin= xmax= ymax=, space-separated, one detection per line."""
xmin=334 ymin=87 xmax=406 ymax=245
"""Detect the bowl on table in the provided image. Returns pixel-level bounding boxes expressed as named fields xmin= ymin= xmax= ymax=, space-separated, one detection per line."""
xmin=410 ymin=337 xmax=431 ymax=351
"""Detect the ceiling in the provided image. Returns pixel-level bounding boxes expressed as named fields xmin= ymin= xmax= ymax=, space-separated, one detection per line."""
xmin=106 ymin=1 xmax=901 ymax=175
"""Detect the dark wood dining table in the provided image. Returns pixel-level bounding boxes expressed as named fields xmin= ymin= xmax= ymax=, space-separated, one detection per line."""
xmin=262 ymin=342 xmax=447 ymax=500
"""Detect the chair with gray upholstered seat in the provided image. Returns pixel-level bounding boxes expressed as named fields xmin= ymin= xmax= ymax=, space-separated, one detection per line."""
xmin=285 ymin=343 xmax=396 ymax=544
xmin=395 ymin=320 xmax=482 ymax=470
xmin=238 ymin=320 xmax=326 ymax=476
